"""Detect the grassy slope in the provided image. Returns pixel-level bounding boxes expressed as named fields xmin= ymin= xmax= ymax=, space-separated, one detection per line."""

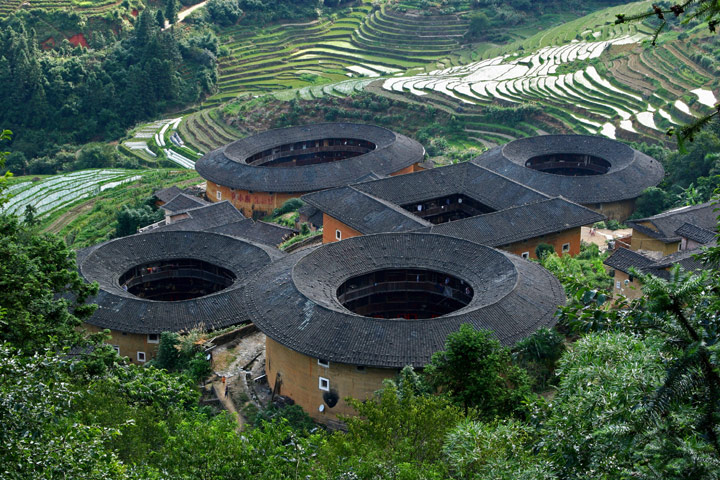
xmin=33 ymin=169 xmax=202 ymax=249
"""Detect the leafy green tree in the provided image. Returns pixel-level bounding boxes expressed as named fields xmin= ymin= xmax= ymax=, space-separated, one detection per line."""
xmin=424 ymin=324 xmax=531 ymax=417
xmin=115 ymin=204 xmax=163 ymax=237
xmin=155 ymin=8 xmax=166 ymax=28
xmin=149 ymin=331 xmax=211 ymax=383
xmin=542 ymin=332 xmax=666 ymax=478
xmin=443 ymin=419 xmax=556 ymax=480
xmin=320 ymin=376 xmax=463 ymax=479
xmin=0 ymin=345 xmax=130 ymax=480
xmin=165 ymin=0 xmax=178 ymax=25
xmin=535 ymin=242 xmax=555 ymax=259
xmin=0 ymin=214 xmax=98 ymax=353
xmin=513 ymin=327 xmax=565 ymax=390
xmin=207 ymin=0 xmax=243 ymax=26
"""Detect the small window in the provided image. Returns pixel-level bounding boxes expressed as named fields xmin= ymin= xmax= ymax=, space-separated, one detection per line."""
xmin=319 ymin=377 xmax=330 ymax=391
xmin=112 ymin=345 xmax=120 ymax=354
xmin=335 ymin=229 xmax=342 ymax=240
xmin=121 ymin=332 xmax=127 ymax=336
xmin=628 ymin=274 xmax=634 ymax=283
xmin=137 ymin=351 xmax=146 ymax=363
xmin=562 ymin=243 xmax=570 ymax=253
xmin=609 ymin=269 xmax=615 ymax=278
xmin=356 ymin=365 xmax=366 ymax=372
xmin=678 ymin=243 xmax=682 ymax=251
xmin=216 ymin=190 xmax=222 ymax=200
xmin=616 ymin=281 xmax=621 ymax=289
xmin=318 ymin=358 xmax=329 ymax=368
xmin=521 ymin=252 xmax=530 ymax=259
xmin=147 ymin=333 xmax=160 ymax=344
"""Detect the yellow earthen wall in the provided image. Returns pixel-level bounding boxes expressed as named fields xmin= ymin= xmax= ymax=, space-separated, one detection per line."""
xmin=630 ymin=230 xmax=679 ymax=255
xmin=83 ymin=323 xmax=159 ymax=363
xmin=608 ymin=270 xmax=644 ymax=300
xmin=206 ymin=181 xmax=305 ymax=218
xmin=265 ymin=337 xmax=397 ymax=423
xmin=390 ymin=162 xmax=424 ymax=176
xmin=500 ymin=228 xmax=582 ymax=259
xmin=583 ymin=199 xmax=636 ymax=222
xmin=322 ymin=214 xmax=363 ymax=244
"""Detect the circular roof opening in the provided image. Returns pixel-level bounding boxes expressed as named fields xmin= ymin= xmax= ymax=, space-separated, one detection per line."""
xmin=119 ymin=258 xmax=237 ymax=302
xmin=246 ymin=138 xmax=377 ymax=168
xmin=337 ymin=268 xmax=473 ymax=319
xmin=525 ymin=153 xmax=611 ymax=176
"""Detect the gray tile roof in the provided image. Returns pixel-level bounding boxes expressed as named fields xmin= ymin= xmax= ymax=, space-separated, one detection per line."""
xmin=604 ymin=244 xmax=714 ymax=280
xmin=302 ymin=163 xmax=601 ymax=243
xmin=153 ymin=201 xmax=246 ymax=232
xmin=209 ymin=219 xmax=297 ymax=247
xmin=427 ymin=198 xmax=605 ymax=247
xmin=154 ymin=186 xmax=184 ymax=203
xmin=195 ymin=123 xmax=425 ymax=193
xmin=604 ymin=247 xmax=657 ymax=275
xmin=675 ymin=222 xmax=717 ymax=245
xmin=78 ymin=231 xmax=280 ymax=334
xmin=474 ymin=135 xmax=664 ymax=204
xmin=160 ymin=193 xmax=209 ymax=213
xmin=628 ymin=202 xmax=718 ymax=243
xmin=303 ymin=186 xmax=431 ymax=234
xmin=244 ymin=233 xmax=565 ymax=368
xmin=351 ymin=162 xmax=547 ymax=209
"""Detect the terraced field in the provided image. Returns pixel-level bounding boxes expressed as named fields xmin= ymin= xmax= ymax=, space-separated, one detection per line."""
xmin=2 ymin=169 xmax=146 ymax=218
xmin=210 ymin=4 xmax=469 ymax=104
xmin=122 ymin=117 xmax=200 ymax=169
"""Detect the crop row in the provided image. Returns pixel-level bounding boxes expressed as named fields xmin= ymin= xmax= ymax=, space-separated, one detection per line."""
xmin=3 ymin=170 xmax=144 ymax=217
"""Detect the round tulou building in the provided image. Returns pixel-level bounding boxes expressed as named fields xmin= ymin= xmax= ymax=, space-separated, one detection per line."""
xmin=78 ymin=230 xmax=281 ymax=362
xmin=195 ymin=123 xmax=426 ymax=218
xmin=474 ymin=135 xmax=664 ymax=221
xmin=243 ymin=233 xmax=566 ymax=425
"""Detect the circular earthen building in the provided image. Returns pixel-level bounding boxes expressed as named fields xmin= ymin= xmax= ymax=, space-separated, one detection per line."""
xmin=195 ymin=123 xmax=426 ymax=218
xmin=244 ymin=233 xmax=566 ymax=424
xmin=78 ymin=230 xmax=281 ymax=362
xmin=474 ymin=135 xmax=664 ymax=220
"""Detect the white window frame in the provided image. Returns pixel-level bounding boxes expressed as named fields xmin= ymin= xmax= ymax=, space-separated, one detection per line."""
xmin=335 ymin=229 xmax=342 ymax=240
xmin=147 ymin=333 xmax=160 ymax=344
xmin=318 ymin=358 xmax=329 ymax=368
xmin=137 ymin=351 xmax=147 ymax=363
xmin=562 ymin=243 xmax=570 ymax=253
xmin=112 ymin=345 xmax=120 ymax=354
xmin=319 ymin=376 xmax=330 ymax=391
xmin=216 ymin=190 xmax=222 ymax=200
xmin=521 ymin=252 xmax=530 ymax=259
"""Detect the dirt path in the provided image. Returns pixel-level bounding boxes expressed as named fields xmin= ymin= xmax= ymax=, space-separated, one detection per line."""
xmin=581 ymin=226 xmax=632 ymax=251
xmin=163 ymin=0 xmax=209 ymax=30
xmin=43 ymin=198 xmax=98 ymax=234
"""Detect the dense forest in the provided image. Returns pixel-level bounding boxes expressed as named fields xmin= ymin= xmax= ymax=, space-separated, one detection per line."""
xmin=0 ymin=8 xmax=217 ymax=163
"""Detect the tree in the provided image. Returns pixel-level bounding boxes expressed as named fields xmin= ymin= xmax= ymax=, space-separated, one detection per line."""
xmin=0 ymin=214 xmax=98 ymax=353
xmin=155 ymin=9 xmax=166 ymax=28
xmin=114 ymin=204 xmax=163 ymax=237
xmin=424 ymin=324 xmax=531 ymax=417
xmin=319 ymin=374 xmax=463 ymax=479
xmin=535 ymin=242 xmax=555 ymax=259
xmin=165 ymin=0 xmax=178 ymax=25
